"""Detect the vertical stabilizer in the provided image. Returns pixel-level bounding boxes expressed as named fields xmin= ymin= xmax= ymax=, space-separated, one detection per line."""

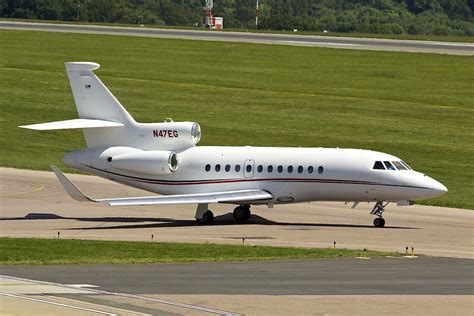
xmin=65 ymin=62 xmax=135 ymax=124
xmin=65 ymin=62 xmax=136 ymax=148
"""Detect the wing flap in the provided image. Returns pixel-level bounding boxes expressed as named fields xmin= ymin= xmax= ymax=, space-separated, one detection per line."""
xmin=50 ymin=165 xmax=273 ymax=206
xmin=20 ymin=119 xmax=124 ymax=130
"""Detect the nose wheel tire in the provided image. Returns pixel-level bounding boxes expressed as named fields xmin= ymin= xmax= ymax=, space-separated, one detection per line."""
xmin=373 ymin=217 xmax=385 ymax=228
xmin=233 ymin=205 xmax=251 ymax=222
xmin=196 ymin=210 xmax=214 ymax=225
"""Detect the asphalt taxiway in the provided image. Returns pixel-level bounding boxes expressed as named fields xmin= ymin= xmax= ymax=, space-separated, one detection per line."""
xmin=2 ymin=257 xmax=473 ymax=295
xmin=1 ymin=257 xmax=473 ymax=315
xmin=1 ymin=21 xmax=473 ymax=55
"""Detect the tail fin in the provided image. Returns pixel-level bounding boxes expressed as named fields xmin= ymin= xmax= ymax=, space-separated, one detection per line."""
xmin=21 ymin=62 xmax=197 ymax=151
xmin=20 ymin=62 xmax=137 ymax=148
xmin=65 ymin=62 xmax=138 ymax=148
xmin=65 ymin=62 xmax=135 ymax=125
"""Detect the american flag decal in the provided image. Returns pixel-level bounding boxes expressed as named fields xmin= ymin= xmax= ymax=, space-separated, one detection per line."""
xmin=85 ymin=84 xmax=91 ymax=89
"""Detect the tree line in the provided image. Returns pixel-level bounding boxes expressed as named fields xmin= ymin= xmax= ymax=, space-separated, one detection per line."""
xmin=1 ymin=0 xmax=473 ymax=36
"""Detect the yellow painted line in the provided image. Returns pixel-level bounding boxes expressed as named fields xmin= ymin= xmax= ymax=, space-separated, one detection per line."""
xmin=0 ymin=184 xmax=44 ymax=197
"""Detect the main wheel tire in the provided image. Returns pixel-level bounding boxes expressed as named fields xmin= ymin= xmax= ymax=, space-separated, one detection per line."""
xmin=373 ymin=217 xmax=385 ymax=228
xmin=196 ymin=210 xmax=214 ymax=225
xmin=233 ymin=206 xmax=251 ymax=222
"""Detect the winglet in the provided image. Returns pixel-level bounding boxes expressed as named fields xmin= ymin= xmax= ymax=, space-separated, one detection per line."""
xmin=50 ymin=165 xmax=95 ymax=202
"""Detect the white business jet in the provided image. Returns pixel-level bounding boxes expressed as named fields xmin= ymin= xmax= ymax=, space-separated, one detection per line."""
xmin=20 ymin=62 xmax=447 ymax=227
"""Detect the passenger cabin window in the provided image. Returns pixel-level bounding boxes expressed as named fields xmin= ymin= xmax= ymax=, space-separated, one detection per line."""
xmin=215 ymin=164 xmax=221 ymax=172
xmin=318 ymin=166 xmax=324 ymax=174
xmin=298 ymin=166 xmax=303 ymax=173
xmin=288 ymin=166 xmax=293 ymax=173
xmin=384 ymin=161 xmax=396 ymax=170
xmin=235 ymin=165 xmax=241 ymax=172
xmin=392 ymin=161 xmax=407 ymax=170
xmin=246 ymin=165 xmax=252 ymax=172
xmin=373 ymin=161 xmax=385 ymax=170
xmin=257 ymin=165 xmax=263 ymax=173
xmin=308 ymin=166 xmax=314 ymax=174
xmin=277 ymin=165 xmax=283 ymax=173
xmin=225 ymin=164 xmax=231 ymax=172
xmin=205 ymin=164 xmax=211 ymax=172
xmin=267 ymin=165 xmax=273 ymax=173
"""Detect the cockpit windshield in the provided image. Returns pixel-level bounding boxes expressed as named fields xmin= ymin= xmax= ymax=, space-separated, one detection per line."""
xmin=373 ymin=161 xmax=385 ymax=170
xmin=373 ymin=160 xmax=412 ymax=171
xmin=392 ymin=161 xmax=407 ymax=170
xmin=384 ymin=161 xmax=396 ymax=170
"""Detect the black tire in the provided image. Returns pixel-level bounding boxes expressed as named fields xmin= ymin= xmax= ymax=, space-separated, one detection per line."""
xmin=373 ymin=217 xmax=385 ymax=228
xmin=242 ymin=207 xmax=251 ymax=221
xmin=233 ymin=206 xmax=251 ymax=221
xmin=196 ymin=210 xmax=214 ymax=225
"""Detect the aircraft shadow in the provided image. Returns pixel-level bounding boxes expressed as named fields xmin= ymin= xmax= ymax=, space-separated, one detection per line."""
xmin=1 ymin=212 xmax=417 ymax=230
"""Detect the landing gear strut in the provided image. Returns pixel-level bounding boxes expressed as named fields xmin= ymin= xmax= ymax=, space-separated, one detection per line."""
xmin=233 ymin=205 xmax=251 ymax=222
xmin=370 ymin=201 xmax=388 ymax=228
xmin=195 ymin=203 xmax=214 ymax=225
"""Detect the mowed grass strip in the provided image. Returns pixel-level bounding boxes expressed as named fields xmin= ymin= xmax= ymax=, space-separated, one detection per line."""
xmin=0 ymin=238 xmax=397 ymax=265
xmin=0 ymin=30 xmax=473 ymax=208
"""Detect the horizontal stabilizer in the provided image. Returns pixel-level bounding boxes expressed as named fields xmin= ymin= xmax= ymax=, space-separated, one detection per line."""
xmin=50 ymin=165 xmax=273 ymax=206
xmin=20 ymin=119 xmax=124 ymax=130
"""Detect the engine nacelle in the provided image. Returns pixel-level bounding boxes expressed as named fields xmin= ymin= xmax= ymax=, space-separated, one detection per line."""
xmin=111 ymin=150 xmax=178 ymax=175
xmin=137 ymin=121 xmax=201 ymax=151
xmin=64 ymin=146 xmax=179 ymax=176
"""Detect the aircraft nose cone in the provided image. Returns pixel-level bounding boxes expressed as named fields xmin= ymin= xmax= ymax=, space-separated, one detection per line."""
xmin=428 ymin=177 xmax=448 ymax=196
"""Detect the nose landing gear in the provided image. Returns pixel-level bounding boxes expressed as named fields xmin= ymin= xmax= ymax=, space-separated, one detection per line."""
xmin=371 ymin=201 xmax=388 ymax=228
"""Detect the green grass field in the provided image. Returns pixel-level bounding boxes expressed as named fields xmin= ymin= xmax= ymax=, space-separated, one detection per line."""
xmin=0 ymin=238 xmax=397 ymax=265
xmin=0 ymin=29 xmax=472 ymax=209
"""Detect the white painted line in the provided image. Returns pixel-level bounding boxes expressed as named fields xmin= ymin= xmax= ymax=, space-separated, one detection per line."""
xmin=355 ymin=257 xmax=370 ymax=260
xmin=426 ymin=41 xmax=474 ymax=47
xmin=403 ymin=256 xmax=419 ymax=258
xmin=99 ymin=290 xmax=240 ymax=316
xmin=67 ymin=284 xmax=100 ymax=288
xmin=2 ymin=275 xmax=240 ymax=316
xmin=0 ymin=292 xmax=116 ymax=315
xmin=279 ymin=40 xmax=359 ymax=46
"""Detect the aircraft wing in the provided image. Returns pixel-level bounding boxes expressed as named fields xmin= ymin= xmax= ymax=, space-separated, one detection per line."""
xmin=51 ymin=165 xmax=273 ymax=206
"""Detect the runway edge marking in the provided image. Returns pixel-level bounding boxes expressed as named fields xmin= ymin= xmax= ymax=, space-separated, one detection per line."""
xmin=0 ymin=292 xmax=116 ymax=315
xmin=1 ymin=275 xmax=240 ymax=316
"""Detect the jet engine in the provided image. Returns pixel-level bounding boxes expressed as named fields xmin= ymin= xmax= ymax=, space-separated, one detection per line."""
xmin=64 ymin=146 xmax=180 ymax=175
xmin=138 ymin=121 xmax=201 ymax=151
xmin=111 ymin=150 xmax=178 ymax=175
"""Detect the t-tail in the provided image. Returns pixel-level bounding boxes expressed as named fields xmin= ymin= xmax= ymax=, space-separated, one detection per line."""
xmin=20 ymin=62 xmax=201 ymax=176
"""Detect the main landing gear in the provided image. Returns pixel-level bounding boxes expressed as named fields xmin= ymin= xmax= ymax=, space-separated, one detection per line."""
xmin=233 ymin=205 xmax=251 ymax=222
xmin=195 ymin=204 xmax=252 ymax=225
xmin=195 ymin=203 xmax=214 ymax=224
xmin=371 ymin=201 xmax=388 ymax=228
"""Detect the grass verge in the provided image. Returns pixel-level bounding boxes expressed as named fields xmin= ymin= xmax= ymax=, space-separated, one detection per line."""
xmin=0 ymin=238 xmax=397 ymax=265
xmin=0 ymin=29 xmax=473 ymax=209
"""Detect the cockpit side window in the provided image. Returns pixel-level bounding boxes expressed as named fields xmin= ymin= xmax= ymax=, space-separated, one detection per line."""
xmin=401 ymin=160 xmax=412 ymax=170
xmin=383 ymin=161 xmax=396 ymax=170
xmin=392 ymin=161 xmax=407 ymax=170
xmin=373 ymin=161 xmax=385 ymax=170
